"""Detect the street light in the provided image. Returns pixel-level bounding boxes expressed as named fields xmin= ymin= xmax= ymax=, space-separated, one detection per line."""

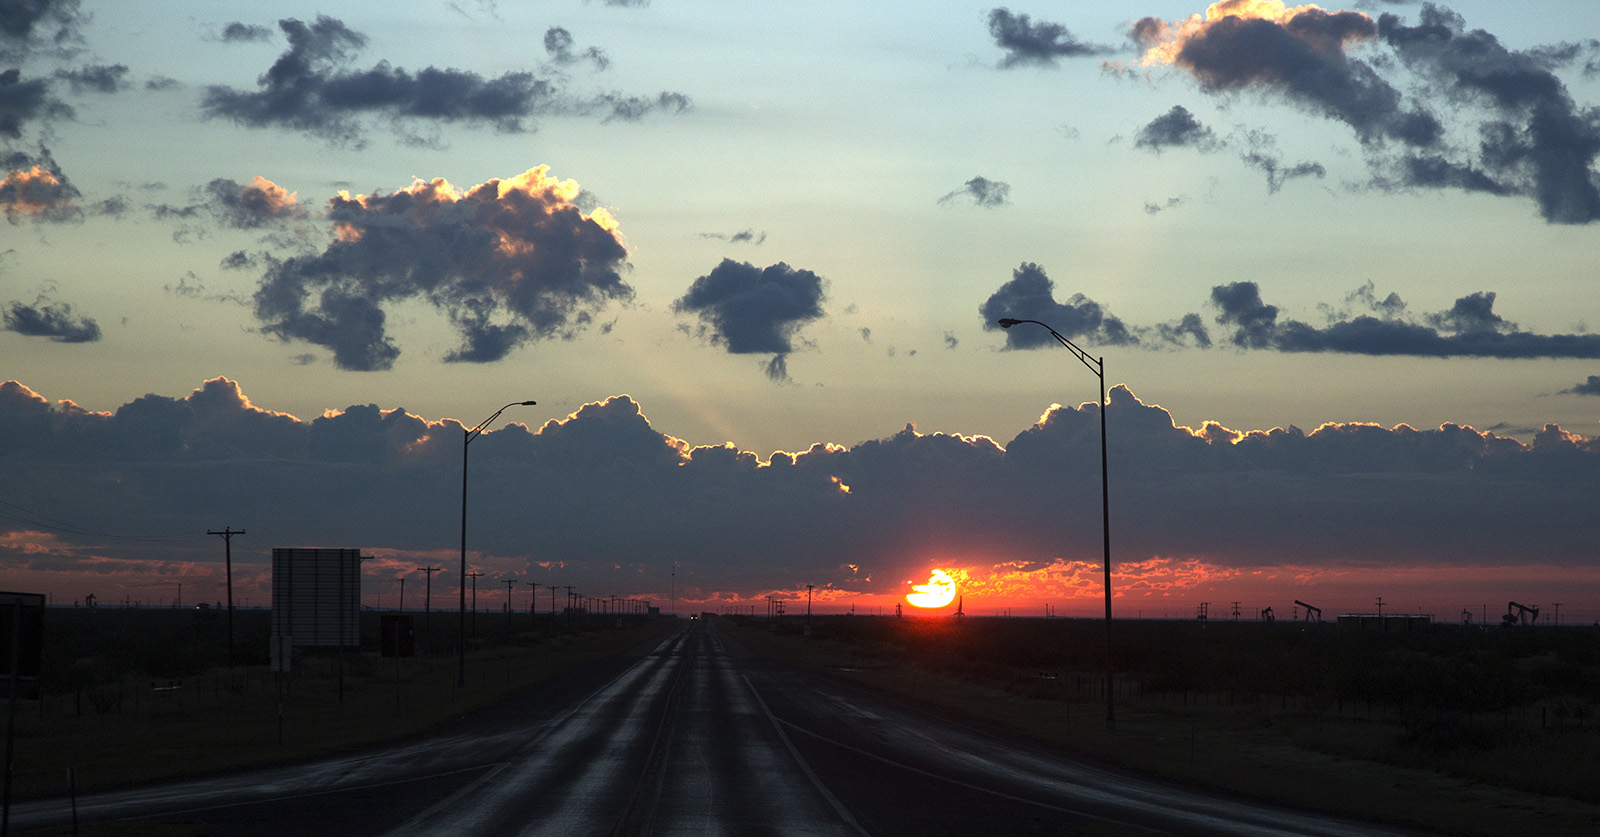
xmin=459 ymin=399 xmax=537 ymax=687
xmin=997 ymin=317 xmax=1115 ymax=729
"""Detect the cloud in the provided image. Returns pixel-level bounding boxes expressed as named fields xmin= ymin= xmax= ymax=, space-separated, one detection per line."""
xmin=219 ymin=22 xmax=273 ymax=43
xmin=937 ymin=175 xmax=1010 ymax=207
xmin=1560 ymin=376 xmax=1600 ymax=396
xmin=2 ymin=378 xmax=1596 ymax=607
xmin=1 ymin=68 xmax=71 ymax=138
xmin=943 ymin=331 xmax=959 ymax=350
xmin=1209 ymin=281 xmax=1600 ymax=358
xmin=987 ymin=8 xmax=1118 ymax=68
xmin=200 ymin=16 xmax=689 ymax=146
xmin=673 ymin=259 xmax=828 ymax=380
xmin=1134 ymin=105 xmax=1218 ymax=151
xmin=979 ymin=262 xmax=1139 ymax=348
xmin=204 ymin=176 xmax=304 ymax=229
xmin=1144 ymin=196 xmax=1187 ymax=214
xmin=1132 ymin=2 xmax=1440 ymax=147
xmin=54 ymin=64 xmax=130 ymax=94
xmin=698 ymin=228 xmax=767 ymax=245
xmin=253 ymin=166 xmax=633 ymax=371
xmin=0 ymin=160 xmax=79 ymax=222
xmin=543 ymin=27 xmax=608 ymax=71
xmin=1376 ymin=5 xmax=1600 ymax=223
xmin=1112 ymin=2 xmax=1600 ymax=223
xmin=3 ymin=296 xmax=99 ymax=342
xmin=0 ymin=0 xmax=82 ymax=61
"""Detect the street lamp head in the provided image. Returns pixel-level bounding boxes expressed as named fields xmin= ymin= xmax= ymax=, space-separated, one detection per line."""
xmin=997 ymin=318 xmax=1021 ymax=328
xmin=518 ymin=400 xmax=538 ymax=406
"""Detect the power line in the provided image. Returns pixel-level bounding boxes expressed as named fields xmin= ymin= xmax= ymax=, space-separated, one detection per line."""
xmin=0 ymin=498 xmax=204 ymax=543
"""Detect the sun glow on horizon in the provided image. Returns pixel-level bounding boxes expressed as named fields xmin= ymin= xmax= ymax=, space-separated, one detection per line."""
xmin=906 ymin=569 xmax=957 ymax=608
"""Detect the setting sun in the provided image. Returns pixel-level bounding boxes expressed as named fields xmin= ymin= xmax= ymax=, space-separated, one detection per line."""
xmin=906 ymin=570 xmax=957 ymax=608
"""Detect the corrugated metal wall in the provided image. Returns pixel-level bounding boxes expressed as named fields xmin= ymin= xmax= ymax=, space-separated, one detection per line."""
xmin=271 ymin=548 xmax=361 ymax=647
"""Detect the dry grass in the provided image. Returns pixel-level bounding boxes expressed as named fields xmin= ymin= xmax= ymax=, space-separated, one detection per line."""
xmin=8 ymin=623 xmax=674 ymax=802
xmin=729 ymin=622 xmax=1600 ymax=837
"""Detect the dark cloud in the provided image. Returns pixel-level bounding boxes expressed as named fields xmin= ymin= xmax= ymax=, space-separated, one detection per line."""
xmin=988 ymin=8 xmax=1118 ymax=68
xmin=543 ymin=27 xmax=608 ymax=71
xmin=698 ymin=228 xmax=767 ymax=245
xmin=1134 ymin=105 xmax=1218 ymax=151
xmin=1240 ymin=151 xmax=1326 ymax=192
xmin=2 ymin=379 xmax=1596 ymax=606
xmin=220 ymin=250 xmax=257 ymax=270
xmin=1210 ymin=281 xmax=1600 ymax=358
xmin=1156 ymin=312 xmax=1211 ymax=348
xmin=0 ymin=0 xmax=82 ymax=60
xmin=1 ymin=148 xmax=80 ymax=223
xmin=1 ymin=68 xmax=71 ymax=138
xmin=220 ymin=22 xmax=273 ymax=43
xmin=937 ymin=175 xmax=1010 ymax=207
xmin=979 ymin=262 xmax=1137 ymax=349
xmin=3 ymin=296 xmax=99 ymax=342
xmin=253 ymin=167 xmax=633 ymax=371
xmin=203 ymin=176 xmax=305 ymax=229
xmin=54 ymin=64 xmax=129 ymax=94
xmin=1560 ymin=375 xmax=1600 ymax=396
xmin=674 ymin=259 xmax=827 ymax=380
xmin=201 ymin=16 xmax=689 ymax=146
xmin=1377 ymin=5 xmax=1600 ymax=223
xmin=1137 ymin=7 xmax=1441 ymax=148
xmin=943 ymin=331 xmax=959 ymax=350
xmin=1143 ymin=196 xmax=1186 ymax=214
xmin=1119 ymin=4 xmax=1600 ymax=223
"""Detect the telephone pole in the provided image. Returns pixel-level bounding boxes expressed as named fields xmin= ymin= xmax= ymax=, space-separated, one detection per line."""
xmin=502 ymin=578 xmax=518 ymax=629
xmin=465 ymin=571 xmax=483 ymax=633
xmin=419 ymin=566 xmax=441 ymax=629
xmin=208 ymin=528 xmax=244 ymax=672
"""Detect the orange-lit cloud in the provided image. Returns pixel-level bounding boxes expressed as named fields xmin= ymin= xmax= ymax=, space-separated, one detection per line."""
xmin=1134 ymin=1 xmax=1373 ymax=68
xmin=257 ymin=166 xmax=632 ymax=370
xmin=0 ymin=165 xmax=78 ymax=222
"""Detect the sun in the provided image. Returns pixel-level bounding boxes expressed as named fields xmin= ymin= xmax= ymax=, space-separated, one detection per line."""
xmin=906 ymin=569 xmax=956 ymax=608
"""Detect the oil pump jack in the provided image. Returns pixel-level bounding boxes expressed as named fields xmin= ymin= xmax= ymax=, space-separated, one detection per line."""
xmin=1294 ymin=600 xmax=1322 ymax=623
xmin=1501 ymin=601 xmax=1539 ymax=626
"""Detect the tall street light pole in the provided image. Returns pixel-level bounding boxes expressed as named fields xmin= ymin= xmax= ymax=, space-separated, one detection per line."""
xmin=460 ymin=400 xmax=537 ymax=687
xmin=997 ymin=317 xmax=1115 ymax=729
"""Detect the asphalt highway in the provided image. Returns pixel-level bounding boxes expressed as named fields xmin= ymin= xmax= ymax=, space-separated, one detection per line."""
xmin=10 ymin=619 xmax=1428 ymax=835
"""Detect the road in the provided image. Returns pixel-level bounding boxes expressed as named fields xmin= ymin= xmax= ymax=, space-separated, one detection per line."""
xmin=10 ymin=619 xmax=1426 ymax=835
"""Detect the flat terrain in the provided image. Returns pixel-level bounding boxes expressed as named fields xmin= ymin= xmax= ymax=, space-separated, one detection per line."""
xmin=7 ymin=610 xmax=1600 ymax=835
xmin=726 ymin=615 xmax=1600 ymax=837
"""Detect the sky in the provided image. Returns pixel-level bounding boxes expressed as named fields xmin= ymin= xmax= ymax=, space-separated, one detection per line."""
xmin=3 ymin=0 xmax=1600 ymax=623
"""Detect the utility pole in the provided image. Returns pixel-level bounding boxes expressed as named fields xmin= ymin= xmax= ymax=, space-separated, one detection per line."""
xmin=806 ymin=584 xmax=814 ymax=635
xmin=501 ymin=579 xmax=518 ymax=630
xmin=466 ymin=571 xmax=483 ymax=634
xmin=564 ymin=586 xmax=576 ymax=629
xmin=419 ymin=566 xmax=441 ymax=629
xmin=524 ymin=581 xmax=538 ymax=626
xmin=208 ymin=528 xmax=244 ymax=673
xmin=399 ymin=576 xmax=406 ymax=612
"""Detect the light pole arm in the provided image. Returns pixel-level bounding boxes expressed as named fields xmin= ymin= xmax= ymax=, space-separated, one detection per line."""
xmin=466 ymin=400 xmax=539 ymax=446
xmin=997 ymin=316 xmax=1115 ymax=729
xmin=458 ymin=398 xmax=536 ymax=687
xmin=996 ymin=318 xmax=1103 ymax=382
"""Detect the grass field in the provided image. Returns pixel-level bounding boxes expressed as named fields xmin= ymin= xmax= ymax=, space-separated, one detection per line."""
xmin=5 ymin=607 xmax=673 ymax=803
xmin=9 ymin=608 xmax=1600 ymax=836
xmin=724 ymin=614 xmax=1600 ymax=837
